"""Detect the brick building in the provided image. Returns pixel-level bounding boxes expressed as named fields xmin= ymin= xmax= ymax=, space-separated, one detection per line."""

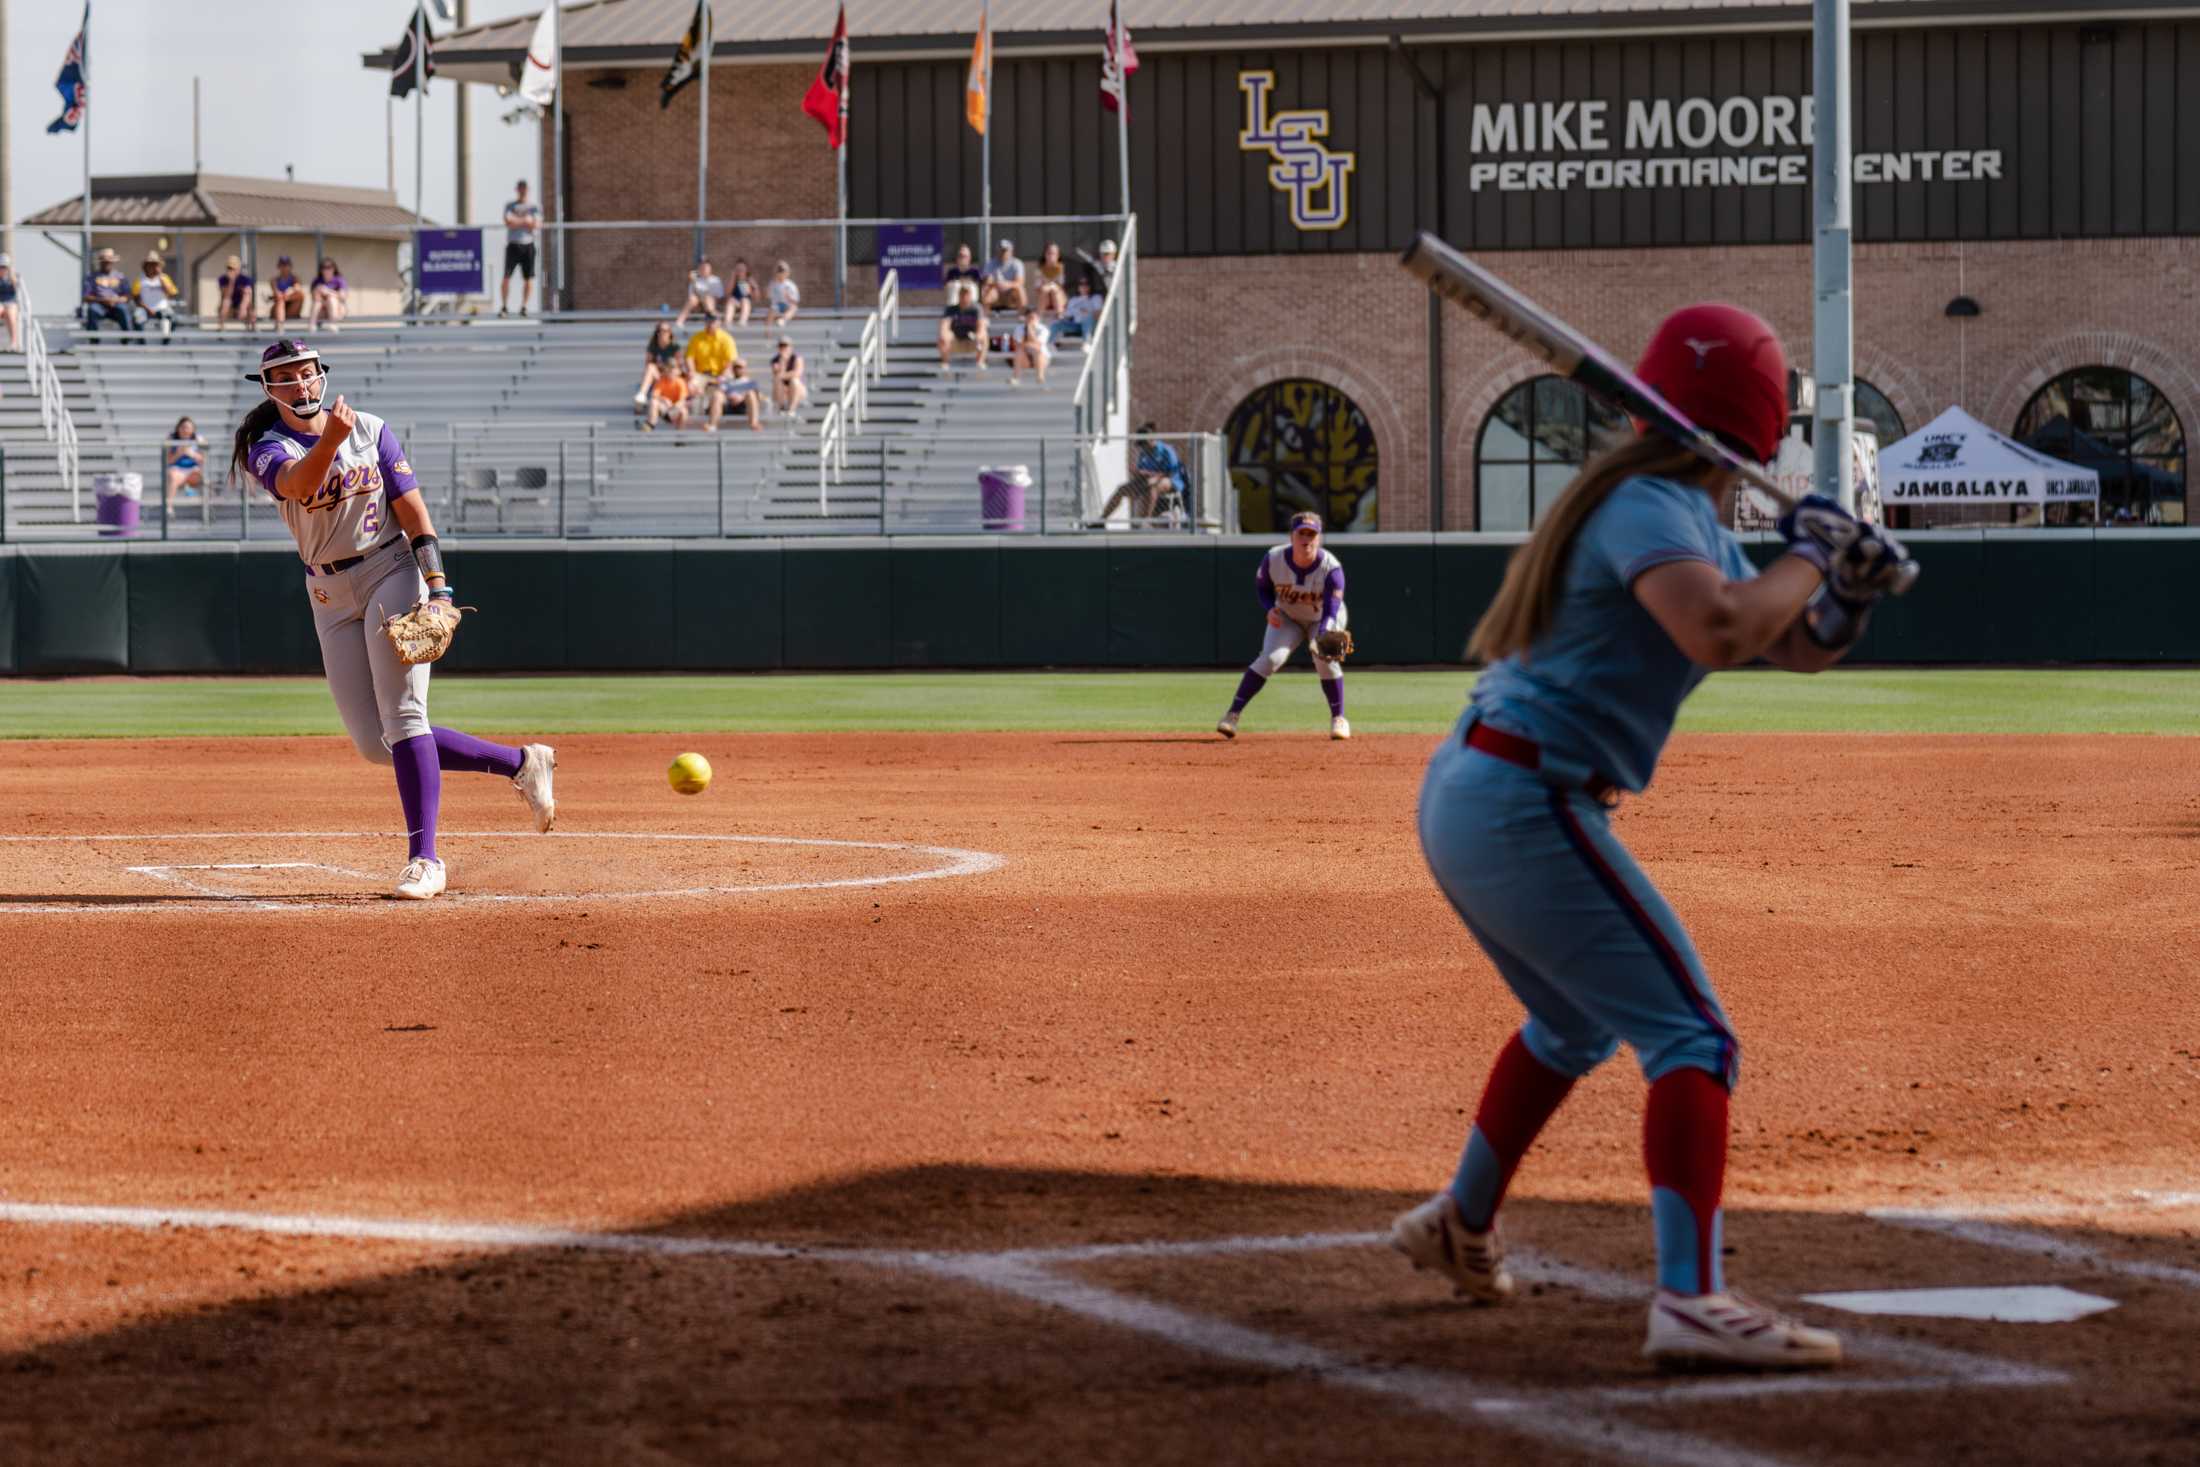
xmin=411 ymin=0 xmax=2198 ymax=531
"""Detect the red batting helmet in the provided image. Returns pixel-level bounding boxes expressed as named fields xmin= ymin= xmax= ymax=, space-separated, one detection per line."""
xmin=1634 ymin=304 xmax=1789 ymax=465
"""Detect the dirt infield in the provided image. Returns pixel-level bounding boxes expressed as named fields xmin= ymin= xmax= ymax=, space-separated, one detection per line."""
xmin=1 ymin=730 xmax=2196 ymax=1464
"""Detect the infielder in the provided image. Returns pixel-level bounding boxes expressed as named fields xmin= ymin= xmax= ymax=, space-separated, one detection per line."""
xmin=1216 ymin=511 xmax=1352 ymax=741
xmin=231 ymin=340 xmax=555 ymax=901
xmin=1390 ymin=305 xmax=1914 ymax=1369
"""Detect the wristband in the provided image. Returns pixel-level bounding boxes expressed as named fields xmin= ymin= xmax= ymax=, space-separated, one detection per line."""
xmin=409 ymin=532 xmax=447 ymax=585
xmin=429 ymin=584 xmax=455 ymax=603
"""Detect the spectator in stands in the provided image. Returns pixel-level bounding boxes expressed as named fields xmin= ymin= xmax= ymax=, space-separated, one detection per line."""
xmin=1057 ymin=276 xmax=1103 ymax=344
xmin=1034 ymin=242 xmax=1070 ymax=316
xmin=726 ymin=260 xmax=757 ymax=326
xmin=683 ymin=317 xmax=737 ymax=398
xmin=675 ymin=258 xmax=725 ymax=327
xmin=164 ymin=415 xmax=207 ymax=511
xmin=266 ymin=255 xmax=306 ymax=328
xmin=770 ymin=337 xmax=807 ymax=424
xmin=633 ymin=320 xmax=681 ymax=409
xmin=0 ymin=254 xmax=22 ymax=352
xmin=1010 ymin=308 xmax=1051 ymax=387
xmin=133 ymin=253 xmax=180 ymax=340
xmin=710 ymin=358 xmax=766 ymax=433
xmin=767 ymin=261 xmax=801 ymax=326
xmin=215 ymin=254 xmax=255 ymax=331
xmin=1093 ymin=421 xmax=1188 ymax=527
xmin=942 ymin=243 xmax=983 ymax=306
xmin=983 ymin=239 xmax=1027 ymax=312
xmin=501 ymin=179 xmax=542 ymax=317
xmin=642 ymin=362 xmax=694 ymax=432
xmin=83 ymin=248 xmax=135 ymax=336
xmin=1075 ymin=237 xmax=1119 ymax=294
xmin=310 ymin=258 xmax=349 ymax=331
xmin=938 ymin=281 xmax=987 ymax=372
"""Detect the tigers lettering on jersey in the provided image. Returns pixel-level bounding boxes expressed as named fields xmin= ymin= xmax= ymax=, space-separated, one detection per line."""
xmin=249 ymin=411 xmax=421 ymax=567
xmin=1260 ymin=543 xmax=1345 ymax=625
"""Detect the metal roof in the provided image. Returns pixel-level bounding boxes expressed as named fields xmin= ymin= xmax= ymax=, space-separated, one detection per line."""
xmin=20 ymin=173 xmax=424 ymax=234
xmin=371 ymin=0 xmax=2200 ymax=79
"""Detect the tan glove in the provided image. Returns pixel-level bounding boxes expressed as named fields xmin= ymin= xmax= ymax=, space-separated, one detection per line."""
xmin=381 ymin=597 xmax=472 ymax=666
xmin=1314 ymin=627 xmax=1354 ymax=663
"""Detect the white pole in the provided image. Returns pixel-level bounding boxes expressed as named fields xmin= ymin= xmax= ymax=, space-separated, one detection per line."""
xmin=552 ymin=1 xmax=564 ymax=312
xmin=454 ymin=0 xmax=471 ymax=224
xmin=1114 ymin=15 xmax=1130 ymax=220
xmin=81 ymin=4 xmax=92 ymax=274
xmin=387 ymin=97 xmax=395 ymax=193
xmin=835 ymin=132 xmax=848 ymax=310
xmin=980 ymin=12 xmax=992 ymax=256
xmin=413 ymin=6 xmax=425 ymax=228
xmin=0 ymin=0 xmax=12 ymax=266
xmin=193 ymin=76 xmax=202 ymax=173
xmin=695 ymin=0 xmax=711 ymax=266
xmin=1812 ymin=0 xmax=1855 ymax=511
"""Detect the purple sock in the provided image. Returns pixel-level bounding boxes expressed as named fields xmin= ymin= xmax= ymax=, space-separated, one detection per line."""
xmin=1323 ymin=678 xmax=1345 ymax=717
xmin=392 ymin=733 xmax=442 ymax=861
xmin=433 ymin=725 xmax=524 ymax=778
xmin=1228 ymin=669 xmax=1268 ymax=713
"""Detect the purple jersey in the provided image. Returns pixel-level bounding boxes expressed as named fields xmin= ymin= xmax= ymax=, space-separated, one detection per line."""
xmin=248 ymin=410 xmax=419 ymax=565
xmin=1257 ymin=543 xmax=1345 ymax=628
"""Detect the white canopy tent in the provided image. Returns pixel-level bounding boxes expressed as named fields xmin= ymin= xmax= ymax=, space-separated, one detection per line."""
xmin=1879 ymin=406 xmax=2100 ymax=508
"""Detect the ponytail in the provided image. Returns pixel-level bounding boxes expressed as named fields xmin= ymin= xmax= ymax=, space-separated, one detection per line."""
xmin=1466 ymin=435 xmax=1714 ymax=665
xmin=231 ymin=399 xmax=282 ymax=482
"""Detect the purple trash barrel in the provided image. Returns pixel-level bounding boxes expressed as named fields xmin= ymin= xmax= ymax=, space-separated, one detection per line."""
xmin=95 ymin=472 xmax=143 ymax=537
xmin=979 ymin=464 xmax=1030 ymax=532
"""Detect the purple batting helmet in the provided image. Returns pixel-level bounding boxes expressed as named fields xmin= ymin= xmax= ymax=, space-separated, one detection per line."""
xmin=246 ymin=339 xmax=328 ymax=414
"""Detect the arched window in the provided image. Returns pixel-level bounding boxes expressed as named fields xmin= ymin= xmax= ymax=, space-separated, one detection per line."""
xmin=1475 ymin=376 xmax=1627 ymax=531
xmin=1224 ymin=379 xmax=1378 ymax=532
xmin=2015 ymin=367 xmax=2187 ymax=525
xmin=1853 ymin=379 xmax=1905 ymax=451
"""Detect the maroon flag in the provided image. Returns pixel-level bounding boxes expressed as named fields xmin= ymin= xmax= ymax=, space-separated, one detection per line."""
xmin=803 ymin=5 xmax=850 ymax=149
xmin=1100 ymin=0 xmax=1138 ymax=116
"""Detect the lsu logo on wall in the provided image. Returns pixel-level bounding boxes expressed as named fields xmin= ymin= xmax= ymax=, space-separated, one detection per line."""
xmin=1238 ymin=71 xmax=1355 ymax=232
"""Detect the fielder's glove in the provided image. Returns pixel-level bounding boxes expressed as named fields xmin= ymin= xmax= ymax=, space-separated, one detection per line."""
xmin=1314 ymin=627 xmax=1355 ymax=662
xmin=381 ymin=596 xmax=473 ymax=666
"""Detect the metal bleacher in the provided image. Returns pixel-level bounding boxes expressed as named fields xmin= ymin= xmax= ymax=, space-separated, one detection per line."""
xmin=5 ymin=303 xmax=1097 ymax=540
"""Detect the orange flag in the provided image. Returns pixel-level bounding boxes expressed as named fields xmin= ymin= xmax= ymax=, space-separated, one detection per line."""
xmin=964 ymin=2 xmax=989 ymax=135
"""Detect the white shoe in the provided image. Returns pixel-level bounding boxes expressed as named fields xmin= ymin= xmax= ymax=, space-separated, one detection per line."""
xmin=1215 ymin=709 xmax=1239 ymax=740
xmin=394 ymin=857 xmax=446 ymax=901
xmin=513 ymin=743 xmax=557 ymax=832
xmin=1331 ymin=715 xmax=1352 ymax=740
xmin=1644 ymin=1290 xmax=1842 ymax=1370
xmin=1390 ymin=1193 xmax=1512 ymax=1304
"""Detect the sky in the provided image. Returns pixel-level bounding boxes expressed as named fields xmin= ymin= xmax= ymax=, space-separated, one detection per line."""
xmin=3 ymin=0 xmax=538 ymax=307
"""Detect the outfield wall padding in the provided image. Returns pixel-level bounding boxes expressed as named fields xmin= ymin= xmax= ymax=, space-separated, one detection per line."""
xmin=5 ymin=532 xmax=2197 ymax=674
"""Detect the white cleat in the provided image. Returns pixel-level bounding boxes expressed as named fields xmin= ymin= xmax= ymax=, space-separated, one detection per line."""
xmin=1216 ymin=709 xmax=1240 ymax=740
xmin=1390 ymin=1193 xmax=1513 ymax=1304
xmin=1331 ymin=715 xmax=1352 ymax=741
xmin=394 ymin=857 xmax=447 ymax=901
xmin=513 ymin=743 xmax=557 ymax=832
xmin=1644 ymin=1289 xmax=1843 ymax=1371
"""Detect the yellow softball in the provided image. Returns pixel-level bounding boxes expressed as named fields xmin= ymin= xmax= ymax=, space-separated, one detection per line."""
xmin=667 ymin=752 xmax=713 ymax=796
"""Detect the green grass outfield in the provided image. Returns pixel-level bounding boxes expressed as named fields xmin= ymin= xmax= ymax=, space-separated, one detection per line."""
xmin=1 ymin=669 xmax=2195 ymax=739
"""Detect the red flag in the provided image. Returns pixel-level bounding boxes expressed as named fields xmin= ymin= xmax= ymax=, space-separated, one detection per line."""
xmin=803 ymin=5 xmax=850 ymax=148
xmin=1100 ymin=0 xmax=1138 ymax=116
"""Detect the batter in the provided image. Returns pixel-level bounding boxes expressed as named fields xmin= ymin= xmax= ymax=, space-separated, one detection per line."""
xmin=230 ymin=339 xmax=556 ymax=901
xmin=1389 ymin=305 xmax=1914 ymax=1369
xmin=1216 ymin=511 xmax=1350 ymax=741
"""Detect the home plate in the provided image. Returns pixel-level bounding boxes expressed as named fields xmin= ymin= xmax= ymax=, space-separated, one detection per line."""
xmin=1801 ymin=1285 xmax=2118 ymax=1323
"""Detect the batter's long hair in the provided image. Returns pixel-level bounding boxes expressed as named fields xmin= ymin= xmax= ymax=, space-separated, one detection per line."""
xmin=230 ymin=400 xmax=283 ymax=480
xmin=1467 ymin=434 xmax=1718 ymax=665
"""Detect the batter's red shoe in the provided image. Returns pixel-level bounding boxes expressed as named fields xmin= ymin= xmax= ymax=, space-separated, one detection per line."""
xmin=513 ymin=743 xmax=557 ymax=832
xmin=1644 ymin=1289 xmax=1842 ymax=1370
xmin=1390 ymin=1192 xmax=1513 ymax=1304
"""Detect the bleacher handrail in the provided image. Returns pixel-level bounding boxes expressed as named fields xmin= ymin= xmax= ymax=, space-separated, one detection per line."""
xmin=19 ymin=282 xmax=83 ymax=520
xmin=1072 ymin=215 xmax=1136 ymax=445
xmin=817 ymin=268 xmax=898 ymax=508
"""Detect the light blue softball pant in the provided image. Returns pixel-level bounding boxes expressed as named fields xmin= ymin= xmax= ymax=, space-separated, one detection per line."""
xmin=1416 ymin=717 xmax=1739 ymax=1088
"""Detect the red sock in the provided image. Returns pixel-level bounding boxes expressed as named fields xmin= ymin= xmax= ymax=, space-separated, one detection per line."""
xmin=1644 ymin=1065 xmax=1729 ymax=1295
xmin=1449 ymin=1032 xmax=1577 ymax=1229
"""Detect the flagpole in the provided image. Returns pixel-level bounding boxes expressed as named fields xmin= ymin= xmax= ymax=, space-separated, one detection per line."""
xmin=551 ymin=1 xmax=564 ymax=312
xmin=835 ymin=122 xmax=847 ymax=310
xmin=80 ymin=3 xmax=91 ymax=274
xmin=695 ymin=0 xmax=711 ymax=266
xmin=1115 ymin=24 xmax=1131 ymax=223
xmin=980 ymin=6 xmax=992 ymax=261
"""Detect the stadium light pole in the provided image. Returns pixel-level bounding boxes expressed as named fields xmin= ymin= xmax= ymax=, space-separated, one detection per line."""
xmin=454 ymin=0 xmax=471 ymax=225
xmin=1393 ymin=37 xmax=1445 ymax=531
xmin=1813 ymin=0 xmax=1855 ymax=511
xmin=0 ymin=0 xmax=13 ymax=266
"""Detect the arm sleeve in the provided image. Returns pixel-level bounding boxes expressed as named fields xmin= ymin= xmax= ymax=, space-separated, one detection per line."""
xmin=247 ymin=437 xmax=303 ymax=500
xmin=1578 ymin=479 xmax=1720 ymax=589
xmin=377 ymin=423 xmax=421 ymax=501
xmin=1255 ymin=556 xmax=1277 ymax=612
xmin=1322 ymin=566 xmax=1346 ymax=625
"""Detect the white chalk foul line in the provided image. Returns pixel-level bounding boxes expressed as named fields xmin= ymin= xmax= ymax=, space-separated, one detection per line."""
xmin=1871 ymin=1209 xmax=2200 ymax=1292
xmin=0 ymin=830 xmax=1005 ymax=912
xmin=0 ymin=1197 xmax=2065 ymax=1467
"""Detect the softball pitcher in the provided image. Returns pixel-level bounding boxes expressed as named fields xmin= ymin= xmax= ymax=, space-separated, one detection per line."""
xmin=1389 ymin=305 xmax=1914 ymax=1369
xmin=231 ymin=339 xmax=555 ymax=901
xmin=1216 ymin=511 xmax=1351 ymax=741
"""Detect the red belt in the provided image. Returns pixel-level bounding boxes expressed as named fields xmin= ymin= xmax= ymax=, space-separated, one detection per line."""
xmin=1465 ymin=721 xmax=1619 ymax=805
